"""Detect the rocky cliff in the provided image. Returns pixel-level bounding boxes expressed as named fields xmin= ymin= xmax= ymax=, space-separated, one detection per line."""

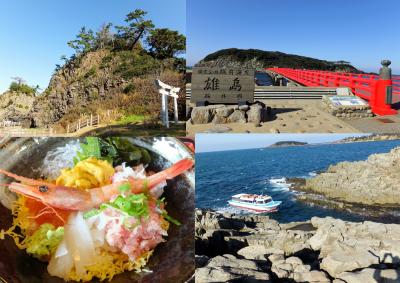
xmin=300 ymin=147 xmax=400 ymax=206
xmin=30 ymin=49 xmax=127 ymax=127
xmin=196 ymin=209 xmax=400 ymax=282
xmin=0 ymin=91 xmax=35 ymax=126
xmin=0 ymin=48 xmax=183 ymax=128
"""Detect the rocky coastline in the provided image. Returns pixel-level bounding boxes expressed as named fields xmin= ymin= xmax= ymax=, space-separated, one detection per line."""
xmin=196 ymin=209 xmax=400 ymax=282
xmin=335 ymin=134 xmax=400 ymax=144
xmin=296 ymin=146 xmax=400 ymax=207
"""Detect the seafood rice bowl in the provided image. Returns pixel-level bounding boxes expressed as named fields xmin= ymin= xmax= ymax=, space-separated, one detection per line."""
xmin=0 ymin=137 xmax=194 ymax=283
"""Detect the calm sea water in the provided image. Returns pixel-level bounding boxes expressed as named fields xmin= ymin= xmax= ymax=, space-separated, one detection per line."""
xmin=196 ymin=140 xmax=400 ymax=223
xmin=255 ymin=72 xmax=273 ymax=86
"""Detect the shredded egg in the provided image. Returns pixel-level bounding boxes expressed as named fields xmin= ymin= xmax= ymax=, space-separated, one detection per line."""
xmin=56 ymin=158 xmax=115 ymax=190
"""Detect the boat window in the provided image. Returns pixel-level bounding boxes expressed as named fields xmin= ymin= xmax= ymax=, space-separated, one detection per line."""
xmin=256 ymin=200 xmax=264 ymax=204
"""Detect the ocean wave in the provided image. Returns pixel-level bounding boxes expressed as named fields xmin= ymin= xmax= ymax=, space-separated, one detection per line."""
xmin=269 ymin=177 xmax=291 ymax=191
xmin=308 ymin=171 xmax=317 ymax=177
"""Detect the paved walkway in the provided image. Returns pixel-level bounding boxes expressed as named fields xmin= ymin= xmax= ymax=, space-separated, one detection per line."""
xmin=186 ymin=99 xmax=360 ymax=135
xmin=346 ymin=115 xmax=400 ymax=133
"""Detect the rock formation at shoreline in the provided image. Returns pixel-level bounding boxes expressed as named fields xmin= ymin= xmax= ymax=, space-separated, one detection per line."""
xmin=196 ymin=209 xmax=400 ymax=282
xmin=301 ymin=147 xmax=400 ymax=206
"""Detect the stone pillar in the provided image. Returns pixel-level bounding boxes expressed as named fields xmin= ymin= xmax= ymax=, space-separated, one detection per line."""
xmin=379 ymin=60 xmax=392 ymax=80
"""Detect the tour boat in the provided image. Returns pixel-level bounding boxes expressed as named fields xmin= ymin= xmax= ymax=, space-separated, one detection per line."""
xmin=228 ymin=193 xmax=282 ymax=212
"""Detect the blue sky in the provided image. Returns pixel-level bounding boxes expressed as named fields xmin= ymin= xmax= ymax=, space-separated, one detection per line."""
xmin=0 ymin=0 xmax=185 ymax=93
xmin=187 ymin=0 xmax=400 ymax=73
xmin=196 ymin=134 xmax=368 ymax=153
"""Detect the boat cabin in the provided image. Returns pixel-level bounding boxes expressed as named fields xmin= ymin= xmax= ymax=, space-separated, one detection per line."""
xmin=231 ymin=194 xmax=272 ymax=204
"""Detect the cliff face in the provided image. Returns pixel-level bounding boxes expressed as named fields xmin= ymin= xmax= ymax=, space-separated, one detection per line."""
xmin=30 ymin=49 xmax=134 ymax=127
xmin=197 ymin=48 xmax=361 ymax=73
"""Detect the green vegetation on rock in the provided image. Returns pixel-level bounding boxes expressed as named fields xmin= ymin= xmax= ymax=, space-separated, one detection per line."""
xmin=8 ymin=77 xmax=38 ymax=96
xmin=199 ymin=48 xmax=360 ymax=72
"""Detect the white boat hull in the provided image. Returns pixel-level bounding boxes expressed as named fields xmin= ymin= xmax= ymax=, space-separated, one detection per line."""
xmin=228 ymin=200 xmax=282 ymax=212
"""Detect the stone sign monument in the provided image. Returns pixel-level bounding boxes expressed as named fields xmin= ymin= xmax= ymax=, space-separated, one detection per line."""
xmin=191 ymin=67 xmax=255 ymax=105
xmin=320 ymin=95 xmax=373 ymax=119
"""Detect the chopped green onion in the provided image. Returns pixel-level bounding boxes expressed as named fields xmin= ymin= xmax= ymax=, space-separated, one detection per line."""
xmin=118 ymin=183 xmax=131 ymax=193
xmin=100 ymin=193 xmax=149 ymax=219
xmin=83 ymin=209 xmax=101 ymax=219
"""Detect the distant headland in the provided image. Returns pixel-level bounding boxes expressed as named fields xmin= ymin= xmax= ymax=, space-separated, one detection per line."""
xmin=195 ymin=48 xmax=363 ymax=73
xmin=268 ymin=141 xmax=308 ymax=148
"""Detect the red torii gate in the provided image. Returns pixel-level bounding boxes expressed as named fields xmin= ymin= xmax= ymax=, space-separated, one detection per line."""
xmin=268 ymin=60 xmax=399 ymax=116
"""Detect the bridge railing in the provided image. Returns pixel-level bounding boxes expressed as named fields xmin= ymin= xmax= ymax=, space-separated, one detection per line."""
xmin=393 ymin=75 xmax=400 ymax=102
xmin=268 ymin=68 xmax=377 ymax=99
xmin=268 ymin=60 xmax=397 ymax=115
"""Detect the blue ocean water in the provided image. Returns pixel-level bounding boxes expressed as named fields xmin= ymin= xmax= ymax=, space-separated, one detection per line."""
xmin=255 ymin=72 xmax=273 ymax=86
xmin=196 ymin=140 xmax=400 ymax=223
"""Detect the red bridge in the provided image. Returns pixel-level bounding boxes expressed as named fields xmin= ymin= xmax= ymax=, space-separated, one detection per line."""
xmin=268 ymin=61 xmax=399 ymax=116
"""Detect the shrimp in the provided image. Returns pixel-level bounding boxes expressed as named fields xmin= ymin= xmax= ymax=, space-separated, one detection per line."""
xmin=0 ymin=158 xmax=194 ymax=211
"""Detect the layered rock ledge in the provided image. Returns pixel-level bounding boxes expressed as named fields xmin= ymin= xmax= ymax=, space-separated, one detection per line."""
xmin=300 ymin=147 xmax=400 ymax=206
xmin=195 ymin=209 xmax=400 ymax=282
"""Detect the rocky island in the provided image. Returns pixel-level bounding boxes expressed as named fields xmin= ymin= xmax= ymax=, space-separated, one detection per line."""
xmin=195 ymin=48 xmax=361 ymax=72
xmin=269 ymin=141 xmax=308 ymax=148
xmin=196 ymin=209 xmax=400 ymax=282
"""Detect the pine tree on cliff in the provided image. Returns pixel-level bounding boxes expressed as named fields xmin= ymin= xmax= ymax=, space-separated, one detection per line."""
xmin=115 ymin=9 xmax=154 ymax=51
xmin=67 ymin=27 xmax=96 ymax=54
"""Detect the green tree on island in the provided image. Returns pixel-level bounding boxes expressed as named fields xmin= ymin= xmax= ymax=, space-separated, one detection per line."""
xmin=64 ymin=9 xmax=185 ymax=63
xmin=67 ymin=27 xmax=96 ymax=54
xmin=115 ymin=9 xmax=154 ymax=50
xmin=147 ymin=28 xmax=186 ymax=59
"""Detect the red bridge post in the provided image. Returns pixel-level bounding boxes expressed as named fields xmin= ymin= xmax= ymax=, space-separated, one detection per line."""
xmin=370 ymin=60 xmax=397 ymax=115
